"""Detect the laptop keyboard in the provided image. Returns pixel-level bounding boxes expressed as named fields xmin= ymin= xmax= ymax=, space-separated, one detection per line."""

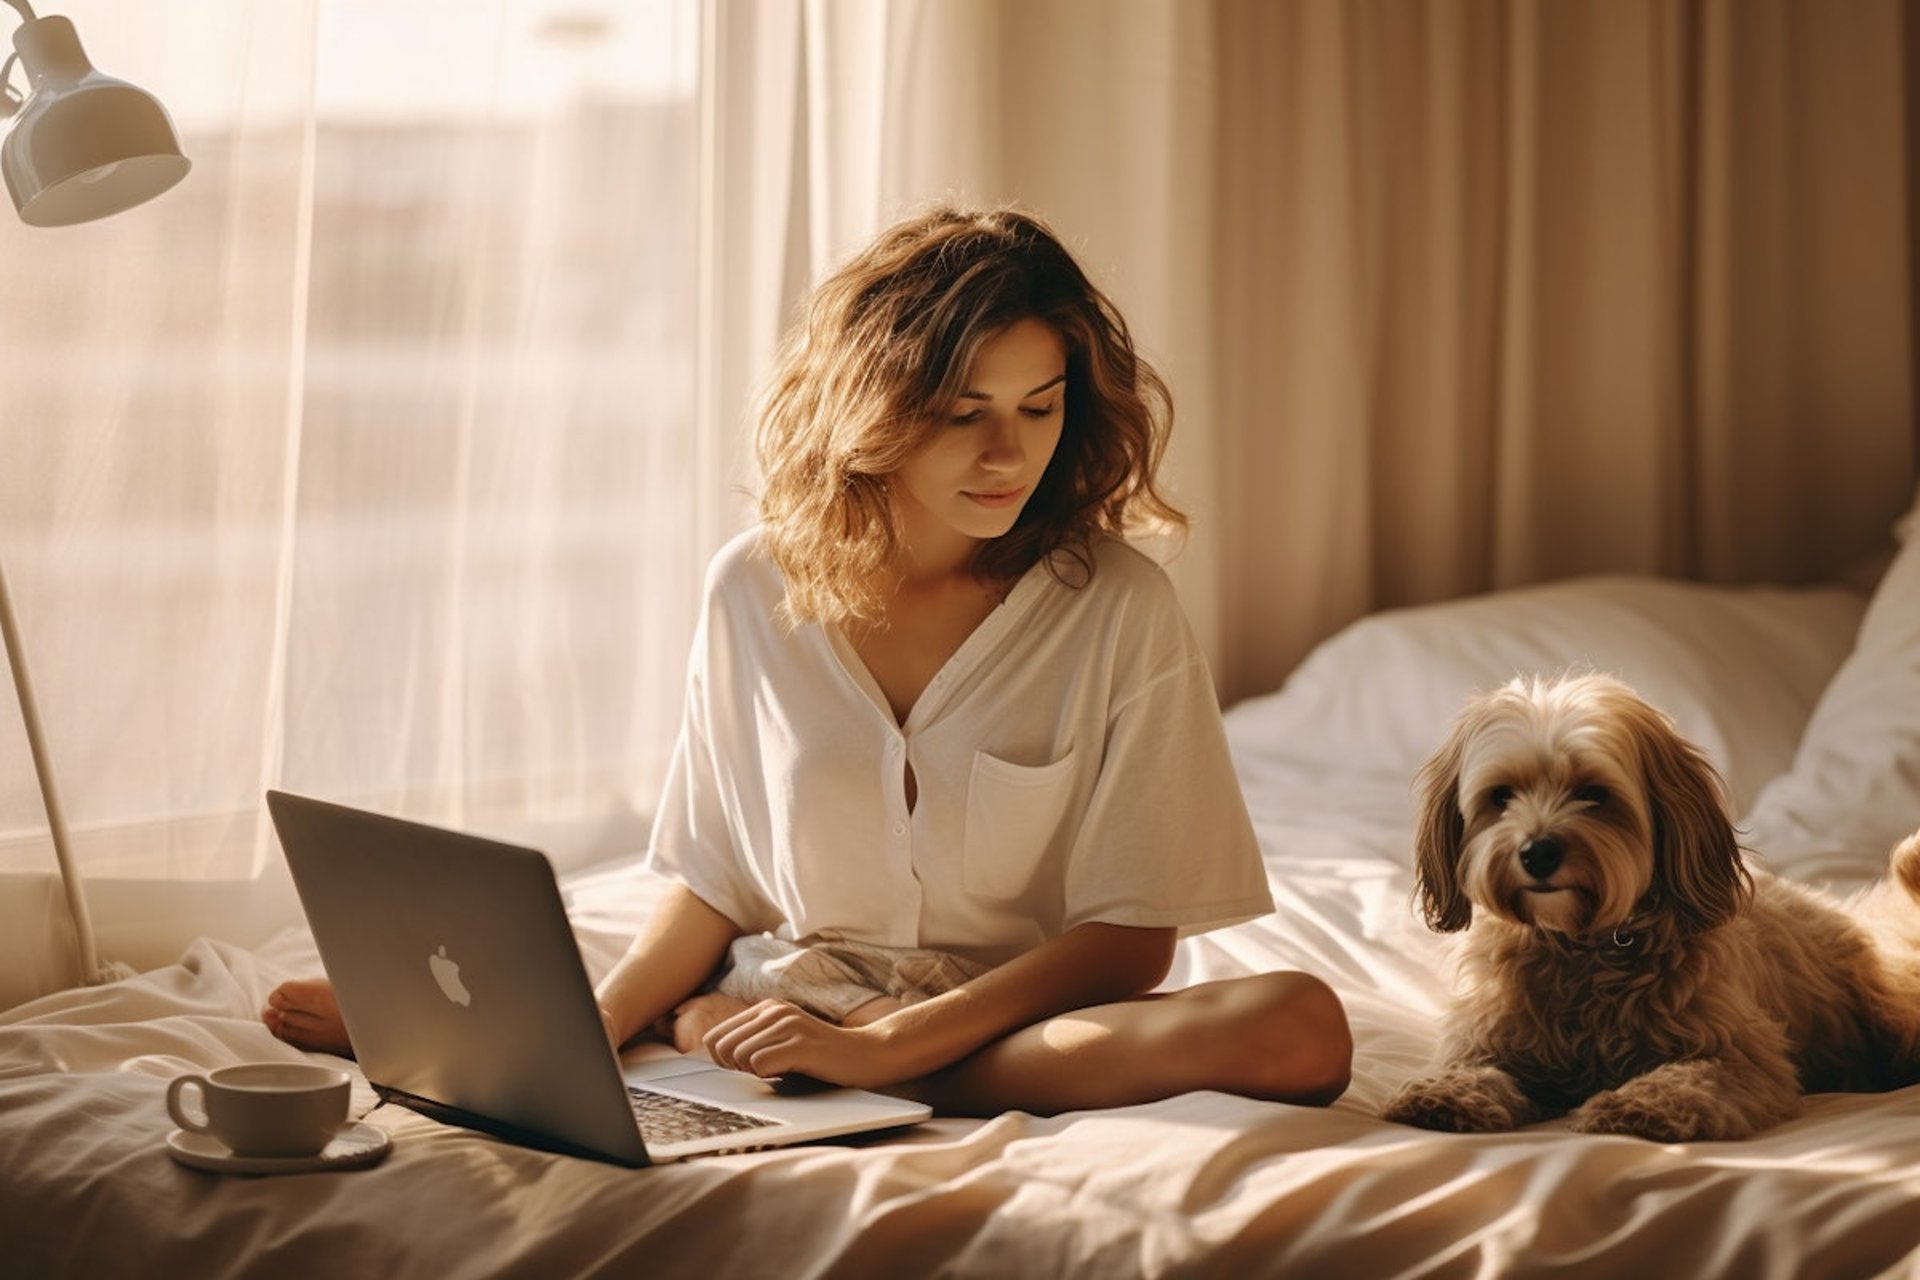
xmin=628 ymin=1086 xmax=777 ymax=1146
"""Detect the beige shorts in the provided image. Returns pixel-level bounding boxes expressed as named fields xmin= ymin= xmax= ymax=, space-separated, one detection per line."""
xmin=714 ymin=934 xmax=990 ymax=1024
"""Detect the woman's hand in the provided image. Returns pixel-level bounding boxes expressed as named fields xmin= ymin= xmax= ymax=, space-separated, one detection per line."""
xmin=703 ymin=999 xmax=900 ymax=1088
xmin=661 ymin=992 xmax=750 ymax=1055
xmin=706 ymin=924 xmax=1179 ymax=1088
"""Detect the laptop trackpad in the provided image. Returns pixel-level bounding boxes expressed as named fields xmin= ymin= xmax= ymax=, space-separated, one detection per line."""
xmin=621 ymin=1047 xmax=895 ymax=1111
xmin=621 ymin=1044 xmax=724 ymax=1083
xmin=623 ymin=1046 xmax=932 ymax=1147
xmin=621 ymin=1050 xmax=821 ymax=1103
xmin=662 ymin=1065 xmax=826 ymax=1107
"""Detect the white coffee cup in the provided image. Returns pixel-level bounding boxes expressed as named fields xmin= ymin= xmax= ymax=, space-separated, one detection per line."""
xmin=166 ymin=1062 xmax=352 ymax=1157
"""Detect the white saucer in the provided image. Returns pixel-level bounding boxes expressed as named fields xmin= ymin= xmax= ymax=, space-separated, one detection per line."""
xmin=165 ymin=1121 xmax=392 ymax=1175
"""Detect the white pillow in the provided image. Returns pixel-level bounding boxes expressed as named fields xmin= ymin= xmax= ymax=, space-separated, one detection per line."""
xmin=1743 ymin=486 xmax=1920 ymax=886
xmin=1225 ymin=575 xmax=1867 ymax=822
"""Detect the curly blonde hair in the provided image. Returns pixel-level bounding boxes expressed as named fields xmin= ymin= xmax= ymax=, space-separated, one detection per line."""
xmin=756 ymin=203 xmax=1187 ymax=626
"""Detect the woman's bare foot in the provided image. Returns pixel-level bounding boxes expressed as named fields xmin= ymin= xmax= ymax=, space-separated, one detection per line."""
xmin=262 ymin=977 xmax=354 ymax=1056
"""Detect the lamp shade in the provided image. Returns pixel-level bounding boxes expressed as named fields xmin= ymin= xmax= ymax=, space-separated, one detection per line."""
xmin=1 ymin=15 xmax=189 ymax=227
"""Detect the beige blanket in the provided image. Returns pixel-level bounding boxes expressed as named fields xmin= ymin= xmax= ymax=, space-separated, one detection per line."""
xmin=7 ymin=844 xmax=1920 ymax=1279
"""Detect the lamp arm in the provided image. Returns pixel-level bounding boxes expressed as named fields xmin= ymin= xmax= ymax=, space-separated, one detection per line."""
xmin=1 ymin=1 xmax=36 ymax=24
xmin=0 ymin=554 xmax=122 ymax=986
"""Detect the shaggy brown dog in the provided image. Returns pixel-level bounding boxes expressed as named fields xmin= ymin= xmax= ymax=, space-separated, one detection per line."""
xmin=1383 ymin=673 xmax=1920 ymax=1142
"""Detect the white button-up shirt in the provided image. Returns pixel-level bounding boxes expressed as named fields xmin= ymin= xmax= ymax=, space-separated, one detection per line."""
xmin=646 ymin=529 xmax=1271 ymax=969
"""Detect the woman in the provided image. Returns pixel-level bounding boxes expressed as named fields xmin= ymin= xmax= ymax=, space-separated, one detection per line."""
xmin=267 ymin=204 xmax=1351 ymax=1116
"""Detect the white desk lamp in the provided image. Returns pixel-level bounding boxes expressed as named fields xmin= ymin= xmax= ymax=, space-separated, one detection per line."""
xmin=1 ymin=0 xmax=189 ymax=985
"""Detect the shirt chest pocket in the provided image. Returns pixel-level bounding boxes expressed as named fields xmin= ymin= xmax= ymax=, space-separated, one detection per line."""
xmin=962 ymin=748 xmax=1078 ymax=900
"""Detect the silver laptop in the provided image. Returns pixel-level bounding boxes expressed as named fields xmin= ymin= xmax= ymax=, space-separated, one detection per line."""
xmin=267 ymin=790 xmax=931 ymax=1166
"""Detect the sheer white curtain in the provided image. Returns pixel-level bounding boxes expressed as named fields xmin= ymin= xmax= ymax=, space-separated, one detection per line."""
xmin=0 ymin=0 xmax=708 ymax=984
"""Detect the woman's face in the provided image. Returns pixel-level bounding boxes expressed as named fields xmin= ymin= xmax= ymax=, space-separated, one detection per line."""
xmin=891 ymin=316 xmax=1067 ymax=573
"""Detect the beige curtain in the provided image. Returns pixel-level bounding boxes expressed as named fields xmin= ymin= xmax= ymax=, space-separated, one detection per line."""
xmin=751 ymin=0 xmax=1917 ymax=701
xmin=1208 ymin=0 xmax=1917 ymax=698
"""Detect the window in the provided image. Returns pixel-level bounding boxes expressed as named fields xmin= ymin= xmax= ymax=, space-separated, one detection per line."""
xmin=0 ymin=1 xmax=705 ymax=884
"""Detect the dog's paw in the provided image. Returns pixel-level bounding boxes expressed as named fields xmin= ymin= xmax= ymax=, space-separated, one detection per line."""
xmin=1567 ymin=1087 xmax=1746 ymax=1143
xmin=1382 ymin=1072 xmax=1527 ymax=1133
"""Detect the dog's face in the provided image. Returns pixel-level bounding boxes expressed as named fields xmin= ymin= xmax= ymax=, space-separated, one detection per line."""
xmin=1412 ymin=674 xmax=1750 ymax=938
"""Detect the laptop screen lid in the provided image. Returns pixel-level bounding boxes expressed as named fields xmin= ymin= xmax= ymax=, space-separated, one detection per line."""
xmin=266 ymin=790 xmax=929 ymax=1166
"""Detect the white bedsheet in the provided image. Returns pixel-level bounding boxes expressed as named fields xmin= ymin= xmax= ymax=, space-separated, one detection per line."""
xmin=9 ymin=564 xmax=1920 ymax=1277
xmin=8 ymin=838 xmax=1920 ymax=1278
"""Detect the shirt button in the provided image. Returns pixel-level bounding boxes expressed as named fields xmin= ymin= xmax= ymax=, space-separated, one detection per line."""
xmin=892 ymin=822 xmax=907 ymax=836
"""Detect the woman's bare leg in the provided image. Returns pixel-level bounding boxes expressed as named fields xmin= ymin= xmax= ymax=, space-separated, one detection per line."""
xmin=262 ymin=978 xmax=353 ymax=1056
xmin=897 ymin=972 xmax=1351 ymax=1118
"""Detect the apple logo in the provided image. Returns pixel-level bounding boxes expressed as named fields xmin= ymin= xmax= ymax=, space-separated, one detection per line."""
xmin=429 ymin=945 xmax=472 ymax=1007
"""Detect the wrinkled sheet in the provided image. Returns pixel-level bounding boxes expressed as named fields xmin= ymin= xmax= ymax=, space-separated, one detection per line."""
xmin=10 ymin=829 xmax=1920 ymax=1277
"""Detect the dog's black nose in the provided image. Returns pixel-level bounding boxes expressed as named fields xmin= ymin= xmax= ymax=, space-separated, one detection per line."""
xmin=1519 ymin=837 xmax=1565 ymax=879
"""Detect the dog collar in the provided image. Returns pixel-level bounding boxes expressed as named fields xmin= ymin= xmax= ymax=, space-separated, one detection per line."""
xmin=1558 ymin=922 xmax=1643 ymax=954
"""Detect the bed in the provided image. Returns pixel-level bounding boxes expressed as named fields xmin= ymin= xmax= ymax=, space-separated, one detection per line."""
xmin=6 ymin=496 xmax=1920 ymax=1278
